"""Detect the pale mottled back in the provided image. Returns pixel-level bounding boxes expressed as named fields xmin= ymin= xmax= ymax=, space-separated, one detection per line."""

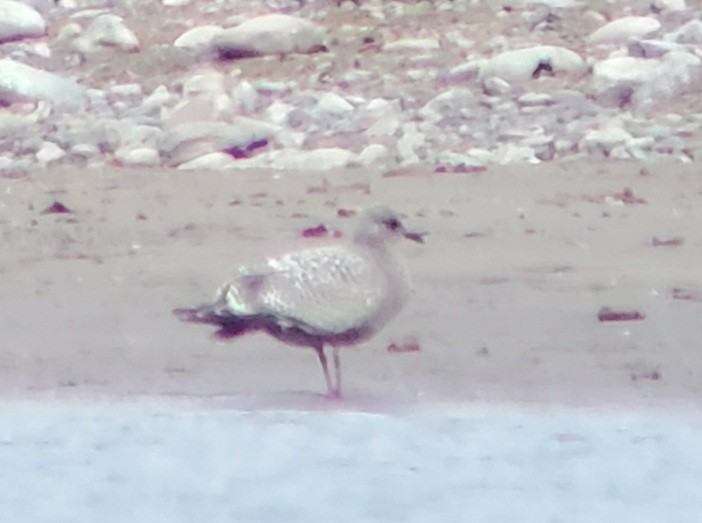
xmin=215 ymin=206 xmax=420 ymax=340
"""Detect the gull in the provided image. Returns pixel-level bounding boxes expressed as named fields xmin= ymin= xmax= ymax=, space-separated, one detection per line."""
xmin=173 ymin=205 xmax=424 ymax=398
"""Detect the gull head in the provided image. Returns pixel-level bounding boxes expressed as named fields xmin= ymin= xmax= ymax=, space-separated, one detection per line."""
xmin=354 ymin=205 xmax=426 ymax=246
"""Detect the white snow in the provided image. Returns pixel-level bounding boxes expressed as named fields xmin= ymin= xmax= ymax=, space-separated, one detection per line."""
xmin=0 ymin=401 xmax=700 ymax=522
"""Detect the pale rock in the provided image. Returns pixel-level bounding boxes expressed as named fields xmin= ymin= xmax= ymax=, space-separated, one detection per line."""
xmin=182 ymin=73 xmax=225 ymax=98
xmin=0 ymin=155 xmax=14 ymax=172
xmin=628 ymin=39 xmax=681 ymax=59
xmin=521 ymin=134 xmax=556 ymax=160
xmin=231 ymin=80 xmax=259 ymax=113
xmin=252 ymin=80 xmax=296 ymax=94
xmin=31 ymin=42 xmax=52 ymax=59
xmin=593 ymin=52 xmax=701 ymax=108
xmin=419 ymin=88 xmax=476 ymax=123
xmin=167 ymin=94 xmax=232 ymax=127
xmin=70 ymin=9 xmax=111 ymax=21
xmin=0 ymin=0 xmax=45 ymax=43
xmin=265 ymin=100 xmax=296 ymax=126
xmin=665 ymin=20 xmax=702 ymax=44
xmin=57 ymin=22 xmax=82 ymax=41
xmin=496 ymin=144 xmax=540 ymax=164
xmin=446 ymin=60 xmax=483 ymax=82
xmin=581 ymin=124 xmax=633 ymax=155
xmin=0 ymin=59 xmax=86 ymax=109
xmin=142 ymin=85 xmax=174 ymax=112
xmin=228 ymin=148 xmax=353 ymax=170
xmin=651 ymin=0 xmax=686 ymax=12
xmin=592 ymin=56 xmax=660 ymax=106
xmin=68 ymin=143 xmax=100 ymax=162
xmin=177 ymin=152 xmax=237 ymax=170
xmin=365 ymin=98 xmax=400 ymax=115
xmin=365 ymin=116 xmax=400 ymax=137
xmin=523 ymin=0 xmax=582 ymax=6
xmin=163 ymin=0 xmax=191 ymax=6
xmin=478 ymin=46 xmax=586 ymax=84
xmin=35 ymin=141 xmax=66 ymax=165
xmin=314 ymin=92 xmax=355 ymax=116
xmin=0 ymin=114 xmax=38 ymax=143
xmin=119 ymin=124 xmax=162 ymax=148
xmin=77 ymin=14 xmax=139 ymax=53
xmin=517 ymin=92 xmax=554 ymax=107
xmin=160 ymin=119 xmax=277 ymax=165
xmin=465 ymin=148 xmax=494 ymax=163
xmin=174 ymin=25 xmax=223 ymax=53
xmin=286 ymin=108 xmax=312 ymax=130
xmin=357 ymin=144 xmax=390 ymax=166
xmin=275 ymin=128 xmax=306 ymax=149
xmin=608 ymin=145 xmax=633 ymax=160
xmin=397 ymin=122 xmax=426 ymax=164
xmin=482 ymin=76 xmax=512 ymax=96
xmin=587 ymin=17 xmax=661 ymax=45
xmin=84 ymin=88 xmax=111 ymax=115
xmin=107 ymin=83 xmax=143 ymax=105
xmin=115 ymin=147 xmax=160 ymax=167
xmin=431 ymin=151 xmax=486 ymax=169
xmin=268 ymin=148 xmax=355 ymax=170
xmin=382 ymin=38 xmax=440 ymax=52
xmin=20 ymin=0 xmax=54 ymax=12
xmin=212 ymin=14 xmax=326 ymax=59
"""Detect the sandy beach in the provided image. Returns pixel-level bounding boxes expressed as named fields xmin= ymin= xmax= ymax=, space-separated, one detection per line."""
xmin=2 ymin=160 xmax=701 ymax=410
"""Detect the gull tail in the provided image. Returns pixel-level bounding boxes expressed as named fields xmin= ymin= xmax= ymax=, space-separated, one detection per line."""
xmin=173 ymin=305 xmax=256 ymax=339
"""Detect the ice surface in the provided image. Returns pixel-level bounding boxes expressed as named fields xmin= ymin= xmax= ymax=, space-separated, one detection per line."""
xmin=0 ymin=401 xmax=700 ymax=522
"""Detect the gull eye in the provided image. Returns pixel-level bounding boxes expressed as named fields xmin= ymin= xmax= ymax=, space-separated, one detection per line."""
xmin=385 ymin=218 xmax=401 ymax=231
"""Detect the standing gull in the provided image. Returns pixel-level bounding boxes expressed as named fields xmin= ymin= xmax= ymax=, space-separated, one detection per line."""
xmin=174 ymin=205 xmax=424 ymax=398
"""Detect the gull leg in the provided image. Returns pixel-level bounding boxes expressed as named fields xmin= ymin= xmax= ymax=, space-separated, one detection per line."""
xmin=332 ymin=346 xmax=342 ymax=398
xmin=314 ymin=343 xmax=335 ymax=397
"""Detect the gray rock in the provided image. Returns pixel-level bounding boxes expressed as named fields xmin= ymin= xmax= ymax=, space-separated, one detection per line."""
xmin=0 ymin=0 xmax=45 ymax=43
xmin=212 ymin=14 xmax=326 ymax=60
